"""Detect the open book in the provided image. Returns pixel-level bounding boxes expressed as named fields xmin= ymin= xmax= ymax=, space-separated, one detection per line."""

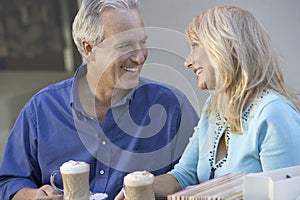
xmin=167 ymin=172 xmax=247 ymax=200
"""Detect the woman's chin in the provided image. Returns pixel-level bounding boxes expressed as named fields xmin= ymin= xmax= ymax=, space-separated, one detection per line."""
xmin=198 ymin=82 xmax=208 ymax=90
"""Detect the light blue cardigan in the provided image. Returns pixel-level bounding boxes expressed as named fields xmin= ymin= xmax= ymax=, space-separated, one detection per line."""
xmin=170 ymin=90 xmax=300 ymax=189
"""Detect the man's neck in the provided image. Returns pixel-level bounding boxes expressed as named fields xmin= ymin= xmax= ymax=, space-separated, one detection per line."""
xmin=78 ymin=75 xmax=130 ymax=121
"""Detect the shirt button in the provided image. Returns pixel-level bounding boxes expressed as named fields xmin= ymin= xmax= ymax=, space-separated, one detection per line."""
xmin=102 ymin=141 xmax=106 ymax=145
xmin=99 ymin=170 xmax=105 ymax=175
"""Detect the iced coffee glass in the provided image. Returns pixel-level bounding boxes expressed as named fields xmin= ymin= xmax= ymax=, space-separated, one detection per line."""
xmin=124 ymin=171 xmax=155 ymax=200
xmin=51 ymin=160 xmax=90 ymax=200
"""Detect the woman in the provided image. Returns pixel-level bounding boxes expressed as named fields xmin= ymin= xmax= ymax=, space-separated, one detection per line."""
xmin=115 ymin=6 xmax=300 ymax=199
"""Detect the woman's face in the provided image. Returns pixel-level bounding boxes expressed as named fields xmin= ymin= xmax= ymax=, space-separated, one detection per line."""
xmin=184 ymin=40 xmax=216 ymax=90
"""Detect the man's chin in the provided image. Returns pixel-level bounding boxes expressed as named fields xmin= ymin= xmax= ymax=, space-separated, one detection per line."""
xmin=116 ymin=72 xmax=140 ymax=90
xmin=116 ymin=79 xmax=139 ymax=90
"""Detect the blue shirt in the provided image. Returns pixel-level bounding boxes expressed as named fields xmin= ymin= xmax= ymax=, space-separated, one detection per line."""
xmin=0 ymin=65 xmax=199 ymax=200
xmin=170 ymin=90 xmax=300 ymax=189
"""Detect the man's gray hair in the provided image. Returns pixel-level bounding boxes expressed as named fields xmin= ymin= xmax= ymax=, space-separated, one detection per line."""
xmin=72 ymin=0 xmax=140 ymax=58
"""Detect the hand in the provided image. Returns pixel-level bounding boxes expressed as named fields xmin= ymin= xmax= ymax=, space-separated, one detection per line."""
xmin=12 ymin=185 xmax=61 ymax=200
xmin=34 ymin=194 xmax=63 ymax=200
xmin=35 ymin=185 xmax=60 ymax=197
xmin=114 ymin=187 xmax=125 ymax=200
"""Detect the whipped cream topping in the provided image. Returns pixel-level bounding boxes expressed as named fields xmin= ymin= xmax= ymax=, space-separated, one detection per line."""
xmin=124 ymin=171 xmax=154 ymax=186
xmin=60 ymin=160 xmax=89 ymax=174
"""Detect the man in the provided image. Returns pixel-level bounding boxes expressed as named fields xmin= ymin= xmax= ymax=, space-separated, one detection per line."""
xmin=0 ymin=0 xmax=199 ymax=199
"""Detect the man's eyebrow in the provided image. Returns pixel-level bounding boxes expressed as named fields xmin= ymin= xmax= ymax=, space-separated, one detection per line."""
xmin=115 ymin=34 xmax=148 ymax=44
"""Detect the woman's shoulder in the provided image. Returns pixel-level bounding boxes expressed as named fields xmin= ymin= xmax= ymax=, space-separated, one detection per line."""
xmin=254 ymin=89 xmax=300 ymax=119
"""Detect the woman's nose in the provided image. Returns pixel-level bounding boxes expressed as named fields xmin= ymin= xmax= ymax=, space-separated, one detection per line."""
xmin=184 ymin=58 xmax=193 ymax=68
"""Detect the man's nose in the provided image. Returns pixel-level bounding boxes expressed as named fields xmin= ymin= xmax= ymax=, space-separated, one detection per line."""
xmin=130 ymin=48 xmax=147 ymax=65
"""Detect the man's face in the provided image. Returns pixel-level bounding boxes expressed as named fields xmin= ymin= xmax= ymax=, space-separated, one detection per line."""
xmin=87 ymin=8 xmax=148 ymax=91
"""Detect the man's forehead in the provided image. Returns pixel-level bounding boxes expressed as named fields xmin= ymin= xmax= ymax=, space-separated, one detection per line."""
xmin=100 ymin=8 xmax=145 ymax=38
xmin=103 ymin=28 xmax=147 ymax=43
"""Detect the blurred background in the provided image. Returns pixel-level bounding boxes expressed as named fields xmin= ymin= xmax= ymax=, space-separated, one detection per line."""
xmin=0 ymin=0 xmax=299 ymax=159
xmin=0 ymin=0 xmax=82 ymax=71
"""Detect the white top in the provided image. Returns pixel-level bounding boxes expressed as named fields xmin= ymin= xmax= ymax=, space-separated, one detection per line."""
xmin=170 ymin=90 xmax=300 ymax=189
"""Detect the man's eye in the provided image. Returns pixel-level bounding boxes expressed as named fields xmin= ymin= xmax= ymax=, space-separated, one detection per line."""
xmin=140 ymin=40 xmax=147 ymax=47
xmin=117 ymin=43 xmax=131 ymax=49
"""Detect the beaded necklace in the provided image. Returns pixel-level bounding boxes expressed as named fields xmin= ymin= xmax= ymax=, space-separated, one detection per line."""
xmin=209 ymin=113 xmax=230 ymax=180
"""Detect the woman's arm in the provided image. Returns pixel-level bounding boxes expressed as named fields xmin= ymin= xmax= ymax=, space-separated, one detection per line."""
xmin=154 ymin=174 xmax=182 ymax=198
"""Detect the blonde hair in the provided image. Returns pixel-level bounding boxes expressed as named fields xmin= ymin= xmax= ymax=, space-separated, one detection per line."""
xmin=186 ymin=6 xmax=300 ymax=133
xmin=72 ymin=0 xmax=139 ymax=60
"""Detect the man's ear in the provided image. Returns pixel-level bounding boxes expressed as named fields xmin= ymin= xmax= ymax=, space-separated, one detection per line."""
xmin=82 ymin=40 xmax=93 ymax=56
xmin=82 ymin=40 xmax=95 ymax=61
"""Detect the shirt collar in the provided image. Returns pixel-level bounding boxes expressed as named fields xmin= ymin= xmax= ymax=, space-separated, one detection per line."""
xmin=70 ymin=64 xmax=143 ymax=119
xmin=70 ymin=65 xmax=87 ymax=106
xmin=70 ymin=64 xmax=96 ymax=119
xmin=70 ymin=64 xmax=86 ymax=108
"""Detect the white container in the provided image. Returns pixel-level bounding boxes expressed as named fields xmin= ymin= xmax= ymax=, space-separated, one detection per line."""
xmin=244 ymin=165 xmax=300 ymax=200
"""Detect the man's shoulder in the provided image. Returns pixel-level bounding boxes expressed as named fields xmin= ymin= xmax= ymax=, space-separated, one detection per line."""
xmin=30 ymin=78 xmax=73 ymax=104
xmin=36 ymin=78 xmax=72 ymax=94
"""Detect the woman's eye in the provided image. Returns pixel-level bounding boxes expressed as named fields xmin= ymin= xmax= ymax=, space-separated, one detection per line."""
xmin=191 ymin=43 xmax=198 ymax=48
